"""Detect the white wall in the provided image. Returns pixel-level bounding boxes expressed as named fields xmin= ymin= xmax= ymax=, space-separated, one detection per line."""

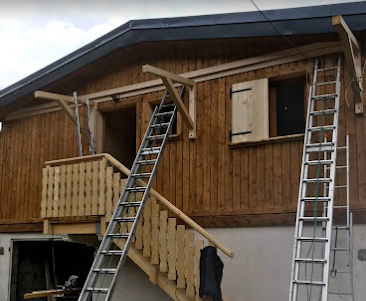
xmin=1 ymin=226 xmax=365 ymax=301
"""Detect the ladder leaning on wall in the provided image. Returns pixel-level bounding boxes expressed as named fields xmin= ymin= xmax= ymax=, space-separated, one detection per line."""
xmin=289 ymin=56 xmax=342 ymax=301
xmin=77 ymin=87 xmax=184 ymax=301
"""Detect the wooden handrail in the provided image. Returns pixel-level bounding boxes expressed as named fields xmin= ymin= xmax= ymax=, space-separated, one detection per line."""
xmin=45 ymin=153 xmax=234 ymax=257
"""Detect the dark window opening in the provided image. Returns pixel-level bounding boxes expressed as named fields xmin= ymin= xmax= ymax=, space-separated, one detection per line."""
xmin=152 ymin=103 xmax=178 ymax=136
xmin=270 ymin=76 xmax=306 ymax=137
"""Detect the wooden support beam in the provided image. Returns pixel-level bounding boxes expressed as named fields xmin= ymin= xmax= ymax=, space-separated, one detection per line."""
xmin=332 ymin=15 xmax=364 ymax=114
xmin=24 ymin=289 xmax=78 ymax=299
xmin=142 ymin=64 xmax=195 ymax=87
xmin=162 ymin=77 xmax=194 ymax=130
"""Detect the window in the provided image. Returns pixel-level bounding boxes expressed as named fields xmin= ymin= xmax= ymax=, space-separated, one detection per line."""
xmin=149 ymin=102 xmax=179 ymax=137
xmin=230 ymin=75 xmax=306 ymax=144
xmin=270 ymin=76 xmax=306 ymax=137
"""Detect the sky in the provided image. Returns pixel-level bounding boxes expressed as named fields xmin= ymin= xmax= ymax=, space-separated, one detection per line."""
xmin=0 ymin=0 xmax=363 ymax=91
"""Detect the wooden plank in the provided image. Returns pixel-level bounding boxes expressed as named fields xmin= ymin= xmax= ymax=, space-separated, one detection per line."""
xmin=143 ymin=197 xmax=152 ymax=258
xmin=46 ymin=167 xmax=54 ymax=218
xmin=72 ymin=164 xmax=79 ymax=216
xmin=98 ymin=158 xmax=107 ymax=215
xmin=159 ymin=210 xmax=168 ymax=272
xmin=34 ymin=91 xmax=73 ymax=103
xmin=113 ymin=172 xmax=121 ymax=211
xmin=52 ymin=166 xmax=60 ymax=218
xmin=65 ymin=164 xmax=72 ymax=216
xmin=233 ymin=149 xmax=241 ymax=210
xmin=135 ymin=207 xmax=143 ymax=250
xmin=185 ymin=232 xmax=195 ymax=297
xmin=142 ymin=64 xmax=196 ymax=87
xmin=105 ymin=167 xmax=113 ymax=221
xmin=195 ymin=240 xmax=204 ymax=301
xmin=59 ymin=165 xmax=66 ymax=217
xmin=85 ymin=162 xmax=92 ymax=216
xmin=92 ymin=161 xmax=99 ymax=215
xmin=41 ymin=167 xmax=49 ymax=218
xmin=167 ymin=218 xmax=177 ymax=280
xmin=24 ymin=289 xmax=77 ymax=299
xmin=151 ymin=202 xmax=160 ymax=265
xmin=176 ymin=225 xmax=186 ymax=289
xmin=78 ymin=163 xmax=86 ymax=216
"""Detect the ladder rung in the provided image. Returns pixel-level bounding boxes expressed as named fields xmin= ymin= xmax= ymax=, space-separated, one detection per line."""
xmin=309 ymin=109 xmax=337 ymax=116
xmin=141 ymin=147 xmax=161 ymax=155
xmin=114 ymin=217 xmax=136 ymax=222
xmin=79 ymin=114 xmax=89 ymax=118
xmin=315 ymin=81 xmax=337 ymax=86
xmin=108 ymin=233 xmax=130 ymax=239
xmin=293 ymin=280 xmax=325 ymax=286
xmin=120 ymin=202 xmax=141 ymax=207
xmin=312 ymin=93 xmax=338 ymax=100
xmin=101 ymin=250 xmax=124 ymax=255
xmin=137 ymin=159 xmax=157 ymax=165
xmin=161 ymin=104 xmax=175 ymax=108
xmin=86 ymin=288 xmax=108 ymax=293
xmin=300 ymin=197 xmax=331 ymax=202
xmin=332 ymin=226 xmax=349 ymax=230
xmin=306 ymin=142 xmax=335 ymax=153
xmin=303 ymin=178 xmax=331 ymax=183
xmin=318 ymin=66 xmax=337 ymax=72
xmin=155 ymin=112 xmax=174 ymax=117
xmin=80 ymin=127 xmax=91 ymax=132
xmin=335 ymin=185 xmax=347 ymax=188
xmin=299 ymin=217 xmax=329 ymax=222
xmin=337 ymin=146 xmax=347 ymax=150
xmin=296 ymin=237 xmax=328 ymax=242
xmin=147 ymin=134 xmax=165 ymax=140
xmin=93 ymin=268 xmax=117 ymax=274
xmin=308 ymin=125 xmax=336 ymax=132
xmin=328 ymin=292 xmax=352 ymax=295
xmin=336 ymin=165 xmax=346 ymax=169
xmin=151 ymin=123 xmax=170 ymax=128
xmin=334 ymin=205 xmax=347 ymax=208
xmin=126 ymin=187 xmax=147 ymax=192
xmin=132 ymin=173 xmax=152 ymax=178
xmin=295 ymin=258 xmax=327 ymax=263
xmin=306 ymin=159 xmax=334 ymax=166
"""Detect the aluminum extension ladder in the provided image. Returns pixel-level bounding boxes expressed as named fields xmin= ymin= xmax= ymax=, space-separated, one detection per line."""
xmin=73 ymin=91 xmax=95 ymax=156
xmin=78 ymin=87 xmax=184 ymax=301
xmin=289 ymin=56 xmax=342 ymax=301
xmin=325 ymin=133 xmax=355 ymax=300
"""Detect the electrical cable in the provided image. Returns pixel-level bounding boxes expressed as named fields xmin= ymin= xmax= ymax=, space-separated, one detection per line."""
xmin=249 ymin=0 xmax=310 ymax=60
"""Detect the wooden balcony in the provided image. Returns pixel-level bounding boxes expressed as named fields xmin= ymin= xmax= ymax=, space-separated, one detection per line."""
xmin=41 ymin=153 xmax=233 ymax=301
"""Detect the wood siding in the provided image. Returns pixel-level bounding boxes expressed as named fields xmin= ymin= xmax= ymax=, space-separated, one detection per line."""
xmin=0 ymin=36 xmax=365 ymax=227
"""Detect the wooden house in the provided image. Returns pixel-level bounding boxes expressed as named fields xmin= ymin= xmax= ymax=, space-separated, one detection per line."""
xmin=1 ymin=2 xmax=366 ymax=300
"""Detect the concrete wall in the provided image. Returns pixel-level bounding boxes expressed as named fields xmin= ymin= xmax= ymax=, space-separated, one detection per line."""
xmin=1 ymin=227 xmax=365 ymax=301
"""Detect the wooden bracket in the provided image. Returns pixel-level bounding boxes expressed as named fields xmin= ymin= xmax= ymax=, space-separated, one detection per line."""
xmin=142 ymin=65 xmax=196 ymax=139
xmin=332 ymin=15 xmax=364 ymax=114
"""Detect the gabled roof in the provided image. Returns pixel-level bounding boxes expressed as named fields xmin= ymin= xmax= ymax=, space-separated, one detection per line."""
xmin=1 ymin=1 xmax=366 ymax=110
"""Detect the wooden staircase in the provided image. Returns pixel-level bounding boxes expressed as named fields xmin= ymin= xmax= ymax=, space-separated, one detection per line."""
xmin=41 ymin=153 xmax=233 ymax=301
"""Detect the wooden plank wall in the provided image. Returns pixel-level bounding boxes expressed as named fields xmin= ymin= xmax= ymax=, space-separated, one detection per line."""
xmin=0 ymin=36 xmax=365 ymax=227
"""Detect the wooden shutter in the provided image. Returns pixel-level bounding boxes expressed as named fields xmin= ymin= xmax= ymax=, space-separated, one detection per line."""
xmin=231 ymin=78 xmax=269 ymax=143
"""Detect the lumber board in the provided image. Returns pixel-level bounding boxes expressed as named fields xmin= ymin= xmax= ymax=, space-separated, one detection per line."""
xmin=167 ymin=218 xmax=177 ymax=280
xmin=176 ymin=225 xmax=186 ymax=289
xmin=159 ymin=210 xmax=168 ymax=272
xmin=185 ymin=232 xmax=195 ymax=297
xmin=24 ymin=289 xmax=77 ymax=299
xmin=151 ymin=201 xmax=160 ymax=265
xmin=142 ymin=64 xmax=195 ymax=87
xmin=194 ymin=240 xmax=204 ymax=301
xmin=143 ymin=197 xmax=152 ymax=258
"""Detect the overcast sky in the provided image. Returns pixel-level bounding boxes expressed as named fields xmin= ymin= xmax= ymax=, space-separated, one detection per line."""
xmin=0 ymin=0 xmax=363 ymax=91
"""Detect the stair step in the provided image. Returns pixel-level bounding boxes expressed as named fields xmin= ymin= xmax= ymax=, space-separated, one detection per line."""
xmin=306 ymin=142 xmax=335 ymax=153
xmin=86 ymin=288 xmax=108 ymax=293
xmin=295 ymin=258 xmax=327 ymax=263
xmin=141 ymin=147 xmax=161 ymax=155
xmin=93 ymin=268 xmax=117 ymax=274
xmin=308 ymin=125 xmax=336 ymax=132
xmin=120 ymin=202 xmax=141 ymax=207
xmin=132 ymin=173 xmax=152 ymax=178
xmin=310 ymin=109 xmax=337 ymax=116
xmin=306 ymin=160 xmax=334 ymax=166
xmin=151 ymin=123 xmax=170 ymax=128
xmin=126 ymin=187 xmax=147 ymax=192
xmin=312 ymin=93 xmax=338 ymax=100
xmin=300 ymin=197 xmax=331 ymax=202
xmin=299 ymin=217 xmax=329 ymax=222
xmin=137 ymin=159 xmax=157 ymax=165
xmin=108 ymin=233 xmax=130 ymax=239
xmin=114 ymin=217 xmax=136 ymax=222
xmin=293 ymin=280 xmax=325 ymax=286
xmin=303 ymin=178 xmax=332 ymax=183
xmin=296 ymin=237 xmax=328 ymax=242
xmin=101 ymin=250 xmax=124 ymax=256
